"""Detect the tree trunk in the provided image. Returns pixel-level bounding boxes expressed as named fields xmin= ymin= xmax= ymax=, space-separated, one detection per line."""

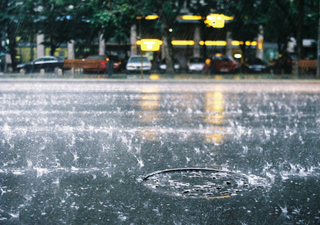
xmin=50 ymin=35 xmax=56 ymax=56
xmin=30 ymin=31 xmax=35 ymax=61
xmin=296 ymin=0 xmax=304 ymax=61
xmin=7 ymin=22 xmax=17 ymax=71
xmin=317 ymin=1 xmax=320 ymax=78
xmin=157 ymin=1 xmax=175 ymax=75
xmin=162 ymin=22 xmax=174 ymax=74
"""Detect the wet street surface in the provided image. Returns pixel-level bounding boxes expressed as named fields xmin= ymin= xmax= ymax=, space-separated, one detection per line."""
xmin=1 ymin=80 xmax=320 ymax=224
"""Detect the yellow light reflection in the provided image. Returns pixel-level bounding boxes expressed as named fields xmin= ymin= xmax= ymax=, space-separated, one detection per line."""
xmin=149 ymin=74 xmax=160 ymax=80
xmin=205 ymin=91 xmax=225 ymax=144
xmin=139 ymin=87 xmax=161 ymax=138
xmin=214 ymin=75 xmax=224 ymax=80
xmin=206 ymin=195 xmax=231 ymax=199
xmin=139 ymin=127 xmax=160 ymax=141
xmin=140 ymin=94 xmax=160 ymax=111
xmin=206 ymin=92 xmax=224 ymax=113
xmin=205 ymin=126 xmax=226 ymax=143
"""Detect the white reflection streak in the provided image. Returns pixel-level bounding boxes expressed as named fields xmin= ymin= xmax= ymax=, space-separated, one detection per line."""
xmin=8 ymin=212 xmax=19 ymax=219
xmin=1 ymin=82 xmax=320 ymax=93
xmin=71 ymin=151 xmax=79 ymax=162
xmin=35 ymin=167 xmax=52 ymax=177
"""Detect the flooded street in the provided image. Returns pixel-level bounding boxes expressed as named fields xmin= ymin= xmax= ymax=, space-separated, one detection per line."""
xmin=1 ymin=80 xmax=320 ymax=224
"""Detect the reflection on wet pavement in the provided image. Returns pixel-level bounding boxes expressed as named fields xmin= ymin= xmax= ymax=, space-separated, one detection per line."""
xmin=0 ymin=81 xmax=320 ymax=224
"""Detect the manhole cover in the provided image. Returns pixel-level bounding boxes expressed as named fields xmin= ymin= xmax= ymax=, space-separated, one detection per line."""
xmin=142 ymin=168 xmax=265 ymax=199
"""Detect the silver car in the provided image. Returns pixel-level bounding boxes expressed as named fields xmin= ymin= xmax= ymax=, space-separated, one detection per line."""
xmin=126 ymin=55 xmax=151 ymax=74
xmin=188 ymin=57 xmax=205 ymax=73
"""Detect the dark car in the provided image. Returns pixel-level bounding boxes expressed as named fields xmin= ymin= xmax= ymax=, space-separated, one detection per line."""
xmin=272 ymin=52 xmax=295 ymax=74
xmin=16 ymin=56 xmax=64 ymax=73
xmin=108 ymin=55 xmax=123 ymax=73
xmin=159 ymin=58 xmax=180 ymax=73
xmin=241 ymin=58 xmax=269 ymax=73
xmin=203 ymin=55 xmax=239 ymax=74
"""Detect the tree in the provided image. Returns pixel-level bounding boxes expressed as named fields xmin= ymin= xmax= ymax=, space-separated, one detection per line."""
xmin=137 ymin=0 xmax=188 ymax=74
xmin=87 ymin=0 xmax=137 ymax=47
xmin=15 ymin=0 xmax=40 ymax=61
xmin=29 ymin=0 xmax=97 ymax=56
xmin=262 ymin=0 xmax=318 ymax=59
xmin=3 ymin=0 xmax=318 ymax=73
xmin=317 ymin=0 xmax=320 ymax=78
xmin=0 ymin=0 xmax=21 ymax=70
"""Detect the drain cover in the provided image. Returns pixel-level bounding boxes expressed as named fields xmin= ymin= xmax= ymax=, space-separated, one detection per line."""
xmin=142 ymin=168 xmax=260 ymax=199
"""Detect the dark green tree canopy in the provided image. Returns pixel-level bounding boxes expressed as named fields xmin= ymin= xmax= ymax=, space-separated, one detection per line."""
xmin=0 ymin=0 xmax=318 ymax=69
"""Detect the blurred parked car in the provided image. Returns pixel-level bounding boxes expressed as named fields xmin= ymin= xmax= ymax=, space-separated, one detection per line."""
xmin=108 ymin=55 xmax=123 ymax=73
xmin=159 ymin=58 xmax=180 ymax=73
xmin=83 ymin=55 xmax=108 ymax=73
xmin=126 ymin=55 xmax=151 ymax=73
xmin=215 ymin=55 xmax=239 ymax=73
xmin=188 ymin=57 xmax=205 ymax=73
xmin=203 ymin=55 xmax=239 ymax=74
xmin=272 ymin=52 xmax=294 ymax=74
xmin=17 ymin=56 xmax=64 ymax=73
xmin=241 ymin=58 xmax=269 ymax=73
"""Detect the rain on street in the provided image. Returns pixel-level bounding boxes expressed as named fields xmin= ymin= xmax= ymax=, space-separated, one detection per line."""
xmin=1 ymin=80 xmax=320 ymax=224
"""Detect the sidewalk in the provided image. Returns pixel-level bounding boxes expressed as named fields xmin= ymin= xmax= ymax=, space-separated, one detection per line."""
xmin=0 ymin=71 xmax=318 ymax=81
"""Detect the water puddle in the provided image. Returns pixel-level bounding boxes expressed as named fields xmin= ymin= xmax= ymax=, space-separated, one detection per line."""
xmin=141 ymin=168 xmax=268 ymax=199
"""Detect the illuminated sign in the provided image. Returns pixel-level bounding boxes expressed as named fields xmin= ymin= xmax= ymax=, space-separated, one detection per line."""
xmin=200 ymin=41 xmax=226 ymax=46
xmin=145 ymin=15 xmax=159 ymax=20
xmin=137 ymin=39 xmax=163 ymax=51
xmin=172 ymin=40 xmax=194 ymax=45
xmin=204 ymin=14 xmax=233 ymax=28
xmin=178 ymin=15 xmax=202 ymax=20
xmin=136 ymin=15 xmax=158 ymax=20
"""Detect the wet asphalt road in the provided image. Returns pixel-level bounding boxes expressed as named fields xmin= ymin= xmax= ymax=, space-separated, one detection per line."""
xmin=0 ymin=80 xmax=320 ymax=224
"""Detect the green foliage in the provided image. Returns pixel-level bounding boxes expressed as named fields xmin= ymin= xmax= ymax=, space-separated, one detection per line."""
xmin=0 ymin=0 xmax=318 ymax=66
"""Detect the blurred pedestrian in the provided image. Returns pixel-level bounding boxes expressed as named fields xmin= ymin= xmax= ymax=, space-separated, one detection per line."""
xmin=107 ymin=57 xmax=113 ymax=77
xmin=210 ymin=56 xmax=216 ymax=74
xmin=203 ymin=58 xmax=211 ymax=74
